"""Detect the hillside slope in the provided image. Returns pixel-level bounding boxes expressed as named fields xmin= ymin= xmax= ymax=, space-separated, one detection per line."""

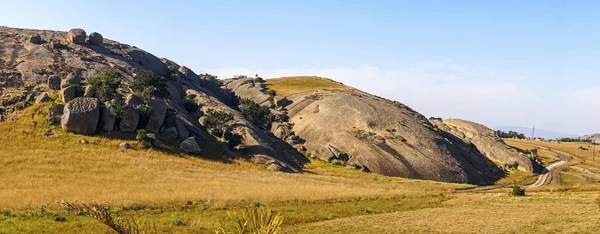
xmin=0 ymin=26 xmax=305 ymax=171
xmin=226 ymin=76 xmax=508 ymax=185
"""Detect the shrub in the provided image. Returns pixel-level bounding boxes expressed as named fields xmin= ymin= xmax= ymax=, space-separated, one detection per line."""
xmin=108 ymin=95 xmax=126 ymax=118
xmin=88 ymin=70 xmax=121 ymax=102
xmin=135 ymin=104 xmax=152 ymax=117
xmin=218 ymin=205 xmax=283 ymax=234
xmin=239 ymin=99 xmax=272 ymax=130
xmin=58 ymin=201 xmax=152 ymax=234
xmin=182 ymin=95 xmax=199 ymax=113
xmin=203 ymin=109 xmax=233 ymax=135
xmin=132 ymin=70 xmax=168 ymax=101
xmin=200 ymin=73 xmax=221 ymax=85
xmin=510 ymin=185 xmax=525 ymax=196
xmin=136 ymin=129 xmax=155 ymax=148
xmin=172 ymin=217 xmax=188 ymax=226
xmin=504 ymin=161 xmax=519 ymax=170
xmin=14 ymin=102 xmax=24 ymax=110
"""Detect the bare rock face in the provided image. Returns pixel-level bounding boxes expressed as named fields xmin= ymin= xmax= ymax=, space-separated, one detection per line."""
xmin=61 ymin=97 xmax=100 ymax=135
xmin=223 ymin=78 xmax=273 ymax=107
xmin=61 ymin=86 xmax=76 ymax=103
xmin=66 ymin=28 xmax=86 ymax=44
xmin=88 ymin=32 xmax=103 ymax=45
xmin=119 ymin=94 xmax=141 ymax=132
xmin=145 ymin=99 xmax=167 ymax=134
xmin=431 ymin=119 xmax=543 ymax=174
xmin=100 ymin=101 xmax=117 ymax=132
xmin=228 ymin=78 xmax=505 ymax=184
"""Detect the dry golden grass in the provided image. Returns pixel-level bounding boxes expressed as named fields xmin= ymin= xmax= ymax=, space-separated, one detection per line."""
xmin=264 ymin=76 xmax=351 ymax=96
xmin=0 ymin=103 xmax=460 ymax=210
xmin=293 ymin=192 xmax=600 ymax=233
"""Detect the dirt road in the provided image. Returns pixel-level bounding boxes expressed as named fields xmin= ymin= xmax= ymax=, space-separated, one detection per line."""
xmin=526 ymin=153 xmax=572 ymax=188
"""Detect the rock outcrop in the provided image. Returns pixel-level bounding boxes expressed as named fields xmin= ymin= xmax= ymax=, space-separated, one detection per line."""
xmin=180 ymin=137 xmax=201 ymax=153
xmin=61 ymin=97 xmax=100 ymax=135
xmin=66 ymin=28 xmax=86 ymax=44
xmin=88 ymin=32 xmax=103 ymax=45
xmin=431 ymin=118 xmax=543 ymax=174
xmin=226 ymin=77 xmax=507 ymax=185
xmin=145 ymin=98 xmax=167 ymax=134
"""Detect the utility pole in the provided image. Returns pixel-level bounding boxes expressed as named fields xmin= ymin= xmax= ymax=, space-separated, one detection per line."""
xmin=531 ymin=125 xmax=535 ymax=140
xmin=594 ymin=140 xmax=596 ymax=162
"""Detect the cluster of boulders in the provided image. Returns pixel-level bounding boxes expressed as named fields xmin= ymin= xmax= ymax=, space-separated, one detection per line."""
xmin=52 ymin=70 xmax=198 ymax=153
xmin=27 ymin=28 xmax=104 ymax=48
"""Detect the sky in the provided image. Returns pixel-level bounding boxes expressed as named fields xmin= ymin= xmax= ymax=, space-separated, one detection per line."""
xmin=1 ymin=0 xmax=599 ymax=135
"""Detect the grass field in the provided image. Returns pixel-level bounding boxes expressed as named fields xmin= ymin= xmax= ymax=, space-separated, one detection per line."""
xmin=2 ymin=103 xmax=600 ymax=233
xmin=265 ymin=76 xmax=351 ymax=96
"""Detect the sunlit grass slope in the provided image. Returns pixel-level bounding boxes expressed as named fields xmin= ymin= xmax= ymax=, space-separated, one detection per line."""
xmin=265 ymin=76 xmax=351 ymax=96
xmin=0 ymin=103 xmax=460 ymax=210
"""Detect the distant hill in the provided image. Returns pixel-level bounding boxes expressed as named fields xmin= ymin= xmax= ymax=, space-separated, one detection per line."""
xmin=495 ymin=126 xmax=578 ymax=139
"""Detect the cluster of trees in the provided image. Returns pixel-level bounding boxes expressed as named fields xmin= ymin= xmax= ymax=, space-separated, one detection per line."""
xmin=496 ymin=130 xmax=526 ymax=139
xmin=559 ymin=137 xmax=592 ymax=143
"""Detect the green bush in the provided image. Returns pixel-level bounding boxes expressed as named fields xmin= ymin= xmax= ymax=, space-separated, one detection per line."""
xmin=108 ymin=96 xmax=126 ymax=117
xmin=136 ymin=129 xmax=155 ymax=148
xmin=504 ymin=161 xmax=519 ymax=170
xmin=172 ymin=217 xmax=188 ymax=226
xmin=88 ymin=70 xmax=121 ymax=102
xmin=239 ymin=99 xmax=272 ymax=130
xmin=182 ymin=95 xmax=199 ymax=113
xmin=135 ymin=104 xmax=152 ymax=117
xmin=200 ymin=73 xmax=221 ymax=85
xmin=510 ymin=185 xmax=525 ymax=196
xmin=14 ymin=102 xmax=24 ymax=110
xmin=203 ymin=109 xmax=233 ymax=135
xmin=132 ymin=70 xmax=168 ymax=101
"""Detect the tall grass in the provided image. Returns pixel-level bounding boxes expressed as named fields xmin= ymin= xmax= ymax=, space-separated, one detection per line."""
xmin=219 ymin=205 xmax=284 ymax=234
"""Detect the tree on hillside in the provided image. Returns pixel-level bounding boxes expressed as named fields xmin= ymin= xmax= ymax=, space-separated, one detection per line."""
xmin=496 ymin=130 xmax=526 ymax=139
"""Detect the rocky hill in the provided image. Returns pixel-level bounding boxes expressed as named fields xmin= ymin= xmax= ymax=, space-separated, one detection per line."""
xmin=0 ymin=26 xmax=537 ymax=185
xmin=431 ymin=119 xmax=543 ymax=173
xmin=581 ymin=134 xmax=600 ymax=143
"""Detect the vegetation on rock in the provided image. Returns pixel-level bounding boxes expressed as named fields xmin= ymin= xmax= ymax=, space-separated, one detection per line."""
xmin=88 ymin=70 xmax=122 ymax=102
xmin=239 ymin=99 xmax=272 ymax=130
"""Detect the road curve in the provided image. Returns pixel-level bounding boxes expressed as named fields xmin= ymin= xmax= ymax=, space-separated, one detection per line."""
xmin=525 ymin=154 xmax=572 ymax=188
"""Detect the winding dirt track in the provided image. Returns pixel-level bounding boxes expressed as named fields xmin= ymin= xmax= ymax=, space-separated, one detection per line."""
xmin=526 ymin=153 xmax=572 ymax=188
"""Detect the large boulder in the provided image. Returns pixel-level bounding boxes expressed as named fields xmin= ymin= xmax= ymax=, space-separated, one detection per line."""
xmin=61 ymin=86 xmax=76 ymax=103
xmin=61 ymin=72 xmax=82 ymax=89
xmin=66 ymin=28 xmax=86 ymax=44
xmin=119 ymin=94 xmax=141 ymax=132
xmin=88 ymin=32 xmax=103 ymax=45
xmin=47 ymin=75 xmax=61 ymax=90
xmin=100 ymin=102 xmax=117 ymax=132
xmin=180 ymin=137 xmax=201 ymax=154
xmin=29 ymin=34 xmax=41 ymax=44
xmin=145 ymin=99 xmax=167 ymax=134
xmin=61 ymin=97 xmax=100 ymax=135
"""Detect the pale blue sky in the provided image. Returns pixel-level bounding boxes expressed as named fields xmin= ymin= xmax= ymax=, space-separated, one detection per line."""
xmin=2 ymin=0 xmax=599 ymax=135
